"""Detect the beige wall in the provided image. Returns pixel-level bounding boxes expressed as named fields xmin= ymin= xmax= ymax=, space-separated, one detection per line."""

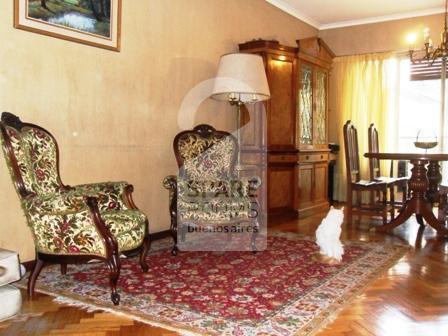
xmin=0 ymin=0 xmax=316 ymax=261
xmin=319 ymin=13 xmax=445 ymax=57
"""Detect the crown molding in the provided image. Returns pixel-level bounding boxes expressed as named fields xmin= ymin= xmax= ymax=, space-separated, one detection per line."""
xmin=266 ymin=0 xmax=446 ymax=30
xmin=265 ymin=0 xmax=320 ymax=28
xmin=320 ymin=7 xmax=446 ymax=30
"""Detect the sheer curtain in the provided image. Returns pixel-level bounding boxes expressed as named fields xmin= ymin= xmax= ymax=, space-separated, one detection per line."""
xmin=331 ymin=53 xmax=399 ymax=202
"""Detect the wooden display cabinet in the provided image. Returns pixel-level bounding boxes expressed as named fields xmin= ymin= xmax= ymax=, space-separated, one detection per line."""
xmin=296 ymin=38 xmax=334 ymax=217
xmin=238 ymin=38 xmax=334 ymax=220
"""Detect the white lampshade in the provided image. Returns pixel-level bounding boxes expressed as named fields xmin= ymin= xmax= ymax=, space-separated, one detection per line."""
xmin=211 ymin=53 xmax=270 ymax=103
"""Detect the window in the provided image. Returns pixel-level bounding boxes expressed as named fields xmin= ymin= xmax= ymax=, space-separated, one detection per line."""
xmin=396 ymin=58 xmax=447 ymax=180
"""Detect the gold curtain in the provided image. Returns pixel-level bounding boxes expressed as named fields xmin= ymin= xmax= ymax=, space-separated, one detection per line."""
xmin=330 ymin=53 xmax=398 ymax=202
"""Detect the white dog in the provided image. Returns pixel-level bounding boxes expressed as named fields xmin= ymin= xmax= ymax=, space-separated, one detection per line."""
xmin=315 ymin=206 xmax=344 ymax=263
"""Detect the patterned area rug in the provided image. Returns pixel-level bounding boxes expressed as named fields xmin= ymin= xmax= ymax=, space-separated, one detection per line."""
xmin=16 ymin=232 xmax=407 ymax=335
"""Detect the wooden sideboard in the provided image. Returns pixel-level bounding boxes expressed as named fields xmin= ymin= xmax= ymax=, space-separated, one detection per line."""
xmin=239 ymin=38 xmax=334 ymax=220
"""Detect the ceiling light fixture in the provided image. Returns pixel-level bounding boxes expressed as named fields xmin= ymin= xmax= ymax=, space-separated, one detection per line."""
xmin=409 ymin=0 xmax=448 ymax=64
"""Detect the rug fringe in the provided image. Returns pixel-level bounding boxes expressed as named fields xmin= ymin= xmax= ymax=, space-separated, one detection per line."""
xmin=53 ymin=295 xmax=203 ymax=336
xmin=293 ymin=245 xmax=409 ymax=336
xmin=14 ymin=285 xmax=202 ymax=336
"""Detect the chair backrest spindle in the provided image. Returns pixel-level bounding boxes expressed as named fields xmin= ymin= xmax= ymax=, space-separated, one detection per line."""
xmin=343 ymin=120 xmax=361 ymax=184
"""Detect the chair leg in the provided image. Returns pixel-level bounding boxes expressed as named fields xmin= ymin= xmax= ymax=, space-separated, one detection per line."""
xmin=251 ymin=221 xmax=259 ymax=253
xmin=356 ymin=190 xmax=362 ymax=223
xmin=107 ymin=254 xmax=121 ymax=305
xmin=171 ymin=218 xmax=178 ymax=256
xmin=60 ymin=263 xmax=67 ymax=275
xmin=382 ymin=189 xmax=388 ymax=225
xmin=27 ymin=258 xmax=44 ymax=299
xmin=139 ymin=234 xmax=151 ymax=273
xmin=180 ymin=225 xmax=187 ymax=243
xmin=347 ymin=190 xmax=353 ymax=226
xmin=389 ymin=186 xmax=395 ymax=220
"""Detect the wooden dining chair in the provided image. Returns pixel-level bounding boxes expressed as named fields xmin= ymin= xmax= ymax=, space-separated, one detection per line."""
xmin=368 ymin=123 xmax=408 ymax=212
xmin=343 ymin=120 xmax=394 ymax=225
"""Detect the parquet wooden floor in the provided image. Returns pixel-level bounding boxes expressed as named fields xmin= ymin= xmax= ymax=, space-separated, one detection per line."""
xmin=1 ymin=210 xmax=448 ymax=335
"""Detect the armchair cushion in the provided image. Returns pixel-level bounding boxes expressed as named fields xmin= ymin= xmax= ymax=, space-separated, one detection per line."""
xmin=29 ymin=209 xmax=107 ymax=256
xmin=23 ymin=181 xmax=131 ymax=215
xmin=27 ymin=208 xmax=146 ymax=256
xmin=101 ymin=210 xmax=146 ymax=251
xmin=71 ymin=182 xmax=130 ymax=211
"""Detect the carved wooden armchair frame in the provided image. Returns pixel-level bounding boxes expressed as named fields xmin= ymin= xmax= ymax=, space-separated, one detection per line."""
xmin=0 ymin=112 xmax=151 ymax=305
xmin=163 ymin=124 xmax=261 ymax=255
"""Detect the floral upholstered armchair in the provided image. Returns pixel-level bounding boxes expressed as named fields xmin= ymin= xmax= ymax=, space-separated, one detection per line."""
xmin=0 ymin=112 xmax=150 ymax=305
xmin=163 ymin=124 xmax=261 ymax=255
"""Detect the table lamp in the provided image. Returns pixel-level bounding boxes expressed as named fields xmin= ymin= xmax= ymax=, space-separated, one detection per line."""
xmin=211 ymin=53 xmax=271 ymax=169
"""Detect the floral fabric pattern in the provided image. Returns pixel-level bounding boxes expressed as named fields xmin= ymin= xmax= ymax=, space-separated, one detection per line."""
xmin=71 ymin=182 xmax=130 ymax=212
xmin=28 ymin=208 xmax=106 ymax=256
xmin=2 ymin=126 xmax=37 ymax=194
xmin=0 ymin=122 xmax=148 ymax=258
xmin=177 ymin=134 xmax=236 ymax=180
xmin=21 ymin=126 xmax=61 ymax=195
xmin=165 ymin=129 xmax=261 ymax=230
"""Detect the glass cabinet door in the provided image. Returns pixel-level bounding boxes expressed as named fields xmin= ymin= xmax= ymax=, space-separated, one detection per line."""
xmin=315 ymin=69 xmax=327 ymax=145
xmin=298 ymin=64 xmax=313 ymax=145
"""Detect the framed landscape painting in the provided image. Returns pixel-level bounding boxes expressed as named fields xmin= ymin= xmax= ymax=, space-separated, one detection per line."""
xmin=14 ymin=0 xmax=121 ymax=51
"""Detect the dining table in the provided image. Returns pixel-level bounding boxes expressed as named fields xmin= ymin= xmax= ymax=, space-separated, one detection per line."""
xmin=364 ymin=152 xmax=448 ymax=236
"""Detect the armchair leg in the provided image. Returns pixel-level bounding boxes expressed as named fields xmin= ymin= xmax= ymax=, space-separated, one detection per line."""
xmin=251 ymin=221 xmax=259 ymax=253
xmin=139 ymin=234 xmax=151 ymax=273
xmin=61 ymin=263 xmax=67 ymax=275
xmin=28 ymin=258 xmax=44 ymax=299
xmin=107 ymin=254 xmax=121 ymax=305
xmin=170 ymin=218 xmax=178 ymax=256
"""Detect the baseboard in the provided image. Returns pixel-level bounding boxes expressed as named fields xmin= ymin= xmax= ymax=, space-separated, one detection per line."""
xmin=22 ymin=229 xmax=172 ymax=272
xmin=297 ymin=202 xmax=330 ymax=219
xmin=149 ymin=229 xmax=171 ymax=241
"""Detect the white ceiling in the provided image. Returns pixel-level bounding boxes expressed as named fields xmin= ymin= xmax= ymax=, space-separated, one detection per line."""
xmin=266 ymin=0 xmax=445 ymax=29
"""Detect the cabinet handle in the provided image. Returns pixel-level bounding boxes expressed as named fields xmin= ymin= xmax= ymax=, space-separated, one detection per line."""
xmin=321 ymin=155 xmax=323 ymax=159
xmin=306 ymin=155 xmax=310 ymax=160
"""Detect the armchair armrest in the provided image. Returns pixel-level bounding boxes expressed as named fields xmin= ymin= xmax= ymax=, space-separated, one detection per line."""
xmin=163 ymin=175 xmax=178 ymax=212
xmin=69 ymin=181 xmax=133 ymax=211
xmin=163 ymin=175 xmax=177 ymax=191
xmin=243 ymin=176 xmax=262 ymax=192
xmin=23 ymin=189 xmax=88 ymax=215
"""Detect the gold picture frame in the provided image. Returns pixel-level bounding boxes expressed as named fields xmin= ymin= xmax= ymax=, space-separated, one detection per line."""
xmin=14 ymin=0 xmax=121 ymax=51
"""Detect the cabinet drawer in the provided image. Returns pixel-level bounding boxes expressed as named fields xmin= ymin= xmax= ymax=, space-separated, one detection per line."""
xmin=268 ymin=153 xmax=298 ymax=163
xmin=299 ymin=153 xmax=329 ymax=163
